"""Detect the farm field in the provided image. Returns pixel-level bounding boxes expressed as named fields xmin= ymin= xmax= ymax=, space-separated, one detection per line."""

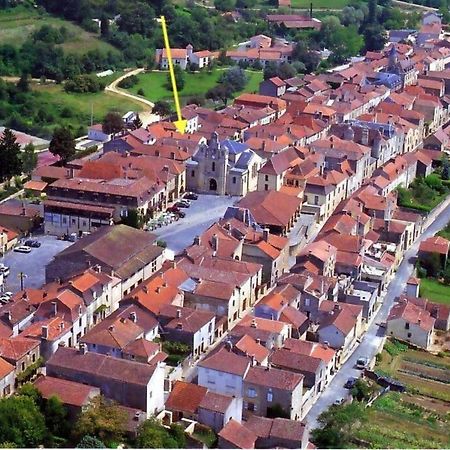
xmin=376 ymin=340 xmax=450 ymax=402
xmin=419 ymin=277 xmax=450 ymax=305
xmin=0 ymin=5 xmax=118 ymax=55
xmin=355 ymin=392 xmax=450 ymax=448
xmin=352 ymin=340 xmax=450 ymax=448
xmin=127 ymin=68 xmax=263 ymax=104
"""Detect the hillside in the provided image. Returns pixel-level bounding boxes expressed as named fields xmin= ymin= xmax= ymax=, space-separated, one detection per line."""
xmin=0 ymin=5 xmax=118 ymax=55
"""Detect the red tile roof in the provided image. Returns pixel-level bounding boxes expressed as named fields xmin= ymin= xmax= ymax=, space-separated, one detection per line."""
xmin=0 ymin=357 xmax=14 ymax=379
xmin=198 ymin=391 xmax=233 ymax=414
xmin=244 ymin=365 xmax=303 ymax=391
xmin=388 ymin=299 xmax=435 ymax=331
xmin=198 ymin=347 xmax=250 ymax=376
xmin=219 ymin=419 xmax=256 ymax=449
xmin=419 ymin=235 xmax=450 ymax=256
xmin=165 ymin=381 xmax=207 ymax=414
xmin=34 ymin=375 xmax=99 ymax=407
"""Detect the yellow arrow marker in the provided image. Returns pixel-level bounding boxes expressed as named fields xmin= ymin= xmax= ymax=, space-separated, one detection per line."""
xmin=160 ymin=15 xmax=187 ymax=135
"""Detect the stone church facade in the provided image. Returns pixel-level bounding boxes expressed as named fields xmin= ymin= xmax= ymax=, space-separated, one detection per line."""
xmin=186 ymin=133 xmax=263 ymax=196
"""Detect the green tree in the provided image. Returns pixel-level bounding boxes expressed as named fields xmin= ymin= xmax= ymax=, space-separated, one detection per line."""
xmin=73 ymin=396 xmax=127 ymax=445
xmin=100 ymin=16 xmax=110 ymax=37
xmin=76 ymin=435 xmax=106 ymax=448
xmin=153 ymin=100 xmax=172 ymax=117
xmin=133 ymin=113 xmax=143 ymax=129
xmin=364 ymin=24 xmax=387 ymax=51
xmin=21 ymin=143 xmax=38 ymax=176
xmin=351 ymin=379 xmax=376 ymax=402
xmin=136 ymin=418 xmax=185 ymax=448
xmin=121 ymin=208 xmax=142 ymax=229
xmin=49 ymin=127 xmax=76 ymax=163
xmin=312 ymin=403 xmax=367 ymax=449
xmin=0 ymin=395 xmax=47 ymax=447
xmin=102 ymin=111 xmax=123 ymax=136
xmin=167 ymin=65 xmax=185 ymax=92
xmin=214 ymin=0 xmax=236 ymax=11
xmin=0 ymin=128 xmax=22 ymax=181
xmin=206 ymin=83 xmax=234 ymax=106
xmin=45 ymin=396 xmax=70 ymax=440
xmin=419 ymin=252 xmax=443 ymax=277
xmin=17 ymin=72 xmax=30 ymax=93
xmin=220 ymin=67 xmax=248 ymax=91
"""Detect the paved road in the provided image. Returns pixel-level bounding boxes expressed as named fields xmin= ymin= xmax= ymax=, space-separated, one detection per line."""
xmin=1 ymin=236 xmax=72 ymax=294
xmin=152 ymin=194 xmax=238 ymax=255
xmin=306 ymin=200 xmax=450 ymax=430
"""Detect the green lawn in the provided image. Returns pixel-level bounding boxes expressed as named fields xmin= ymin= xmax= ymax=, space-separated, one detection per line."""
xmin=31 ymin=82 xmax=145 ymax=137
xmin=0 ymin=5 xmax=118 ymax=55
xmin=127 ymin=68 xmax=263 ymax=104
xmin=419 ymin=278 xmax=450 ymax=305
xmin=437 ymin=222 xmax=450 ymax=241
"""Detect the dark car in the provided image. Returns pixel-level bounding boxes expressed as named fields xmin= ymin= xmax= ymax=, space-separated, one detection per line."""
xmin=25 ymin=240 xmax=41 ymax=248
xmin=175 ymin=210 xmax=186 ymax=218
xmin=184 ymin=192 xmax=198 ymax=200
xmin=344 ymin=377 xmax=358 ymax=389
xmin=167 ymin=206 xmax=180 ymax=213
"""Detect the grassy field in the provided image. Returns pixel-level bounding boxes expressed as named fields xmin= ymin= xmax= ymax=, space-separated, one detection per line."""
xmin=438 ymin=221 xmax=450 ymax=241
xmin=31 ymin=81 xmax=144 ymax=136
xmin=419 ymin=278 xmax=450 ymax=305
xmin=127 ymin=68 xmax=263 ymax=104
xmin=355 ymin=392 xmax=450 ymax=448
xmin=0 ymin=5 xmax=118 ymax=55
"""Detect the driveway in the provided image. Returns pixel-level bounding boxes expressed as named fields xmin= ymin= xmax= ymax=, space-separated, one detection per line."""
xmin=306 ymin=200 xmax=450 ymax=429
xmin=0 ymin=235 xmax=72 ymax=293
xmin=152 ymin=194 xmax=238 ymax=255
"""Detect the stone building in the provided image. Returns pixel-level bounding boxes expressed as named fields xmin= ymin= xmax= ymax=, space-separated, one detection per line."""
xmin=186 ymin=133 xmax=262 ymax=196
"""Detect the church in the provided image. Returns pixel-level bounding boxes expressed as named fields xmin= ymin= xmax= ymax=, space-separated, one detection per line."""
xmin=186 ymin=133 xmax=263 ymax=196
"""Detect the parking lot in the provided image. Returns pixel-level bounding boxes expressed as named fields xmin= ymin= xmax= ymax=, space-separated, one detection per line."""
xmin=152 ymin=194 xmax=238 ymax=255
xmin=1 ymin=235 xmax=72 ymax=294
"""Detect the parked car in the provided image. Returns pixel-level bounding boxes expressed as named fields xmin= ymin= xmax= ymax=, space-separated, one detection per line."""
xmin=334 ymin=397 xmax=345 ymax=406
xmin=25 ymin=239 xmax=41 ymax=248
xmin=344 ymin=377 xmax=358 ymax=389
xmin=175 ymin=210 xmax=186 ymax=218
xmin=184 ymin=192 xmax=198 ymax=200
xmin=356 ymin=357 xmax=369 ymax=370
xmin=0 ymin=296 xmax=9 ymax=304
xmin=175 ymin=200 xmax=190 ymax=208
xmin=167 ymin=206 xmax=180 ymax=213
xmin=2 ymin=292 xmax=12 ymax=299
xmin=14 ymin=246 xmax=32 ymax=253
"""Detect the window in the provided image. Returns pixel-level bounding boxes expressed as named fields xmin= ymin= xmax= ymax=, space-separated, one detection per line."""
xmin=149 ymin=391 xmax=152 ymax=398
xmin=267 ymin=389 xmax=273 ymax=402
xmin=191 ymin=170 xmax=195 ymax=177
xmin=247 ymin=402 xmax=256 ymax=411
xmin=247 ymin=388 xmax=257 ymax=398
xmin=21 ymin=362 xmax=25 ymax=371
xmin=407 ymin=333 xmax=412 ymax=338
xmin=233 ymin=177 xmax=236 ymax=184
xmin=212 ymin=162 xmax=216 ymax=172
xmin=3 ymin=385 xmax=10 ymax=396
xmin=314 ymin=195 xmax=319 ymax=205
xmin=265 ymin=184 xmax=269 ymax=191
xmin=265 ymin=175 xmax=269 ymax=181
xmin=305 ymin=298 xmax=310 ymax=306
xmin=405 ymin=322 xmax=410 ymax=330
xmin=79 ymin=317 xmax=82 ymax=327
xmin=32 ymin=353 xmax=36 ymax=363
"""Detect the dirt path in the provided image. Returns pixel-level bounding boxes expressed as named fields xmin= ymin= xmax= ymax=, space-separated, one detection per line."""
xmin=105 ymin=68 xmax=160 ymax=125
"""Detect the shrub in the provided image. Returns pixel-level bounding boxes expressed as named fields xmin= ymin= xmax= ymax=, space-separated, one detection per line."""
xmin=118 ymin=75 xmax=138 ymax=89
xmin=137 ymin=88 xmax=145 ymax=96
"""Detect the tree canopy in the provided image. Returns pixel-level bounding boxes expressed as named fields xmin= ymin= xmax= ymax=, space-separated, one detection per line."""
xmin=0 ymin=128 xmax=22 ymax=181
xmin=49 ymin=126 xmax=76 ymax=163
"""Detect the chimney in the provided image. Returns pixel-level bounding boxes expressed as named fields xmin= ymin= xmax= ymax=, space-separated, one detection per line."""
xmin=79 ymin=343 xmax=87 ymax=354
xmin=60 ymin=321 xmax=64 ymax=330
xmin=256 ymin=338 xmax=261 ymax=344
xmin=211 ymin=234 xmax=219 ymax=253
xmin=108 ymin=325 xmax=114 ymax=332
xmin=142 ymin=286 xmax=148 ymax=294
xmin=4 ymin=311 xmax=11 ymax=322
xmin=418 ymin=318 xmax=421 ymax=325
xmin=251 ymin=318 xmax=257 ymax=328
xmin=333 ymin=304 xmax=341 ymax=312
xmin=193 ymin=235 xmax=200 ymax=245
xmin=251 ymin=355 xmax=256 ymax=366
xmin=51 ymin=301 xmax=57 ymax=316
xmin=129 ymin=311 xmax=137 ymax=323
xmin=361 ymin=127 xmax=369 ymax=146
xmin=42 ymin=325 xmax=48 ymax=339
xmin=323 ymin=341 xmax=329 ymax=349
xmin=266 ymin=363 xmax=271 ymax=371
xmin=94 ymin=264 xmax=102 ymax=273
xmin=156 ymin=286 xmax=161 ymax=294
xmin=176 ymin=309 xmax=182 ymax=318
xmin=263 ymin=228 xmax=270 ymax=242
xmin=176 ymin=322 xmax=183 ymax=330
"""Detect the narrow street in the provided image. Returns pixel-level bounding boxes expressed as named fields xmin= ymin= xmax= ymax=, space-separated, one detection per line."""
xmin=305 ymin=200 xmax=450 ymax=429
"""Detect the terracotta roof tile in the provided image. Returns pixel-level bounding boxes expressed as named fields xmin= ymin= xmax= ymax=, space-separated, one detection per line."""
xmin=165 ymin=381 xmax=207 ymax=414
xmin=219 ymin=419 xmax=256 ymax=449
xmin=244 ymin=365 xmax=303 ymax=391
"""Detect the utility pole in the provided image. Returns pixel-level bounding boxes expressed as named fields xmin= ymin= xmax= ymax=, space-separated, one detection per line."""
xmin=91 ymin=102 xmax=94 ymax=127
xmin=17 ymin=272 xmax=27 ymax=291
